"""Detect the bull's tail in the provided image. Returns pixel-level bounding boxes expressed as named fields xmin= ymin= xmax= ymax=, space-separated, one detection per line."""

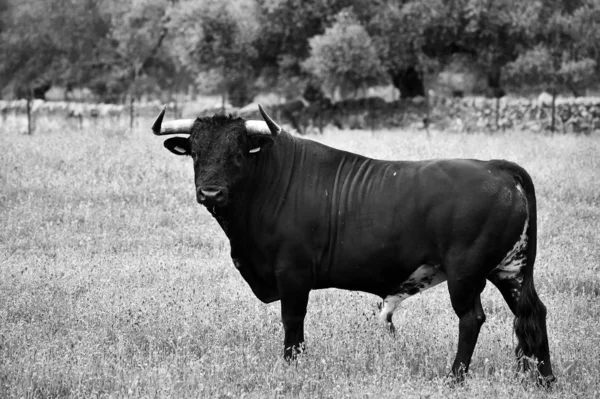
xmin=512 ymin=167 xmax=555 ymax=384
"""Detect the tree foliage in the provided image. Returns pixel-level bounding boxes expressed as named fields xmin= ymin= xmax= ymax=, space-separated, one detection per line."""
xmin=0 ymin=0 xmax=175 ymax=101
xmin=169 ymin=0 xmax=259 ymax=106
xmin=94 ymin=0 xmax=173 ymax=101
xmin=0 ymin=0 xmax=107 ymax=97
xmin=365 ymin=0 xmax=441 ymax=97
xmin=302 ymin=9 xmax=385 ymax=97
xmin=2 ymin=0 xmax=600 ymax=102
xmin=254 ymin=0 xmax=357 ymax=77
xmin=505 ymin=0 xmax=599 ymax=96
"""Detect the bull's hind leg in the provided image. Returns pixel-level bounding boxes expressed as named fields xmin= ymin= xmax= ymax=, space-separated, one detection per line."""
xmin=488 ymin=273 xmax=555 ymax=384
xmin=487 ymin=274 xmax=521 ymax=316
xmin=379 ymin=264 xmax=447 ymax=335
xmin=447 ymin=274 xmax=487 ymax=381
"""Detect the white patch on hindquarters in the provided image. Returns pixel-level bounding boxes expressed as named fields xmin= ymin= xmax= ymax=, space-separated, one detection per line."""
xmin=379 ymin=264 xmax=447 ymax=323
xmin=492 ymin=186 xmax=528 ymax=284
xmin=379 ymin=294 xmax=408 ymax=324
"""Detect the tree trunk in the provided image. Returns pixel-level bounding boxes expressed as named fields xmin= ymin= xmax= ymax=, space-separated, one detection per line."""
xmin=389 ymin=66 xmax=425 ymax=99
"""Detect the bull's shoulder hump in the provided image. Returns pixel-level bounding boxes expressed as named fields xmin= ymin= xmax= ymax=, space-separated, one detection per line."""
xmin=290 ymin=133 xmax=371 ymax=161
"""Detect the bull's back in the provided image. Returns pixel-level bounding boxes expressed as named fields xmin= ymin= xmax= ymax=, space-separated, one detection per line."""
xmin=321 ymin=157 xmax=530 ymax=295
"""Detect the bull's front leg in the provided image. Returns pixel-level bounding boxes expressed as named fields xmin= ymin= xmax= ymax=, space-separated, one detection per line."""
xmin=280 ymin=291 xmax=309 ymax=360
xmin=276 ymin=267 xmax=311 ymax=360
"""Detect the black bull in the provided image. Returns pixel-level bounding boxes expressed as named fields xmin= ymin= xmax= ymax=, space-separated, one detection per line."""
xmin=151 ymin=105 xmax=554 ymax=384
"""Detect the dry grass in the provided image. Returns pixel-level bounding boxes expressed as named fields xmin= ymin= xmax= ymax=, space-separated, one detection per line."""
xmin=1 ymin=116 xmax=599 ymax=398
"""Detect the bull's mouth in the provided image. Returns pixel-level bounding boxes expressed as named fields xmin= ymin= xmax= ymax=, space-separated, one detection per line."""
xmin=197 ymin=186 xmax=228 ymax=207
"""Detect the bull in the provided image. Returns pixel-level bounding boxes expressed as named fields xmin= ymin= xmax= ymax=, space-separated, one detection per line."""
xmin=151 ymin=105 xmax=555 ymax=384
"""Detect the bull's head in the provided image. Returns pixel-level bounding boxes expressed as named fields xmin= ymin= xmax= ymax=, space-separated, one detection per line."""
xmin=152 ymin=105 xmax=281 ymax=207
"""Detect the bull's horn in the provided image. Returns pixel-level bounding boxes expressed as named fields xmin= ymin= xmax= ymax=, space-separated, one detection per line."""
xmin=258 ymin=104 xmax=281 ymax=136
xmin=244 ymin=120 xmax=271 ymax=135
xmin=151 ymin=106 xmax=195 ymax=135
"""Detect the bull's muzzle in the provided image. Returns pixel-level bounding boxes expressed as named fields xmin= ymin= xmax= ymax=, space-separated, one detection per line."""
xmin=197 ymin=186 xmax=226 ymax=205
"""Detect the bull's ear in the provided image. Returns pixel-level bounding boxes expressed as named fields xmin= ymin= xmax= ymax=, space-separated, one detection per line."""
xmin=163 ymin=137 xmax=190 ymax=156
xmin=247 ymin=134 xmax=274 ymax=154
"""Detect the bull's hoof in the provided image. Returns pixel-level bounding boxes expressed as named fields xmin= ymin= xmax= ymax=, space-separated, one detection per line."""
xmin=517 ymin=358 xmax=556 ymax=388
xmin=283 ymin=343 xmax=305 ymax=362
xmin=446 ymin=364 xmax=468 ymax=386
xmin=387 ymin=321 xmax=396 ymax=336
xmin=538 ymin=374 xmax=556 ymax=388
xmin=444 ymin=371 xmax=467 ymax=387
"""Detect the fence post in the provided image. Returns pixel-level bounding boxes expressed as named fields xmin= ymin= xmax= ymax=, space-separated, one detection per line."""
xmin=129 ymin=96 xmax=135 ymax=130
xmin=26 ymin=97 xmax=33 ymax=135
xmin=424 ymin=90 xmax=431 ymax=138
xmin=551 ymin=91 xmax=556 ymax=133
xmin=495 ymin=96 xmax=500 ymax=131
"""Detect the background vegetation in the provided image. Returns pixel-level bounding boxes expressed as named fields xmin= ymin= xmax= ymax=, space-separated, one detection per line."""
xmin=2 ymin=0 xmax=600 ymax=106
xmin=0 ymin=119 xmax=599 ymax=397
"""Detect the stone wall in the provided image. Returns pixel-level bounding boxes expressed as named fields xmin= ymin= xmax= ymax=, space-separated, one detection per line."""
xmin=435 ymin=97 xmax=600 ymax=134
xmin=2 ymin=97 xmax=600 ymax=135
xmin=257 ymin=96 xmax=600 ymax=135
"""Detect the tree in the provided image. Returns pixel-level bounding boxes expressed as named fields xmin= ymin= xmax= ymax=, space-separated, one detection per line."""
xmin=169 ymin=0 xmax=259 ymax=107
xmin=302 ymin=9 xmax=385 ymax=98
xmin=557 ymin=0 xmax=600 ymax=91
xmin=365 ymin=1 xmax=440 ymax=98
xmin=93 ymin=0 xmax=174 ymax=102
xmin=255 ymin=0 xmax=344 ymax=77
xmin=252 ymin=0 xmax=380 ymax=98
xmin=0 ymin=0 xmax=178 ymax=103
xmin=406 ymin=0 xmax=541 ymax=98
xmin=0 ymin=0 xmax=108 ymax=99
xmin=360 ymin=0 xmax=535 ymax=98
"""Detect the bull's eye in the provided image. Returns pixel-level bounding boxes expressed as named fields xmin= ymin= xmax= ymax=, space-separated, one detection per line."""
xmin=235 ymin=153 xmax=244 ymax=165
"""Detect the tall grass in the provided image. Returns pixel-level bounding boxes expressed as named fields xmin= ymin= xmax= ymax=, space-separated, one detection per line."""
xmin=1 ymin=116 xmax=599 ymax=398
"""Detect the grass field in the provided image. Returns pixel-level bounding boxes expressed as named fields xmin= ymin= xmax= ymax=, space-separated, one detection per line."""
xmin=1 ymin=116 xmax=599 ymax=398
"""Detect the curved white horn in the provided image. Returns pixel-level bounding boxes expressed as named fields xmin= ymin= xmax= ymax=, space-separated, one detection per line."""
xmin=151 ymin=106 xmax=195 ymax=135
xmin=258 ymin=104 xmax=281 ymax=135
xmin=244 ymin=120 xmax=271 ymax=135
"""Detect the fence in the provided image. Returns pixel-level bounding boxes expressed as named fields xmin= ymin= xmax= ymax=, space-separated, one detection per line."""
xmin=2 ymin=97 xmax=600 ymax=135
